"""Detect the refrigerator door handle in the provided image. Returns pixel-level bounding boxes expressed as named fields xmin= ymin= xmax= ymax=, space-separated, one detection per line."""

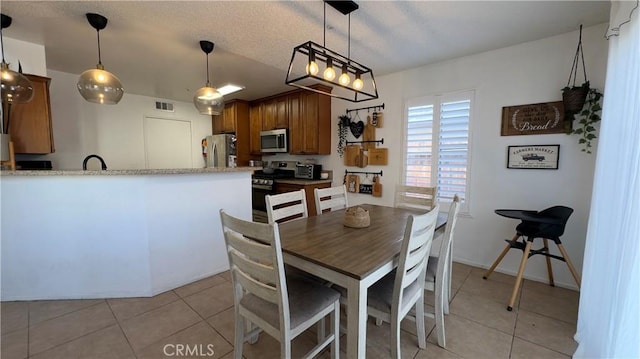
xmin=213 ymin=143 xmax=218 ymax=168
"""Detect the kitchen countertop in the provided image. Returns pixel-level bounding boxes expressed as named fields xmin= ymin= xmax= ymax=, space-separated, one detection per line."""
xmin=275 ymin=178 xmax=333 ymax=185
xmin=0 ymin=167 xmax=256 ymax=176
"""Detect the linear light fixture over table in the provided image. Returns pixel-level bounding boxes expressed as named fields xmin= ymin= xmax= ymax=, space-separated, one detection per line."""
xmin=193 ymin=40 xmax=224 ymax=115
xmin=77 ymin=13 xmax=124 ymax=105
xmin=285 ymin=0 xmax=378 ymax=102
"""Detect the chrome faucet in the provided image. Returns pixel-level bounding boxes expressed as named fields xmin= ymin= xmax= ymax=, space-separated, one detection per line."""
xmin=82 ymin=154 xmax=107 ymax=170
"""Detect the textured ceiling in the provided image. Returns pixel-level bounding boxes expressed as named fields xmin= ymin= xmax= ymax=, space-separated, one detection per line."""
xmin=1 ymin=1 xmax=610 ymax=103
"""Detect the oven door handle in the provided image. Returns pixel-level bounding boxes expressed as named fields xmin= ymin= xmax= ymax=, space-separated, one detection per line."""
xmin=252 ymin=185 xmax=273 ymax=191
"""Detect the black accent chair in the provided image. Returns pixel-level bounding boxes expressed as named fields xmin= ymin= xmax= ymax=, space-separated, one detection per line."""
xmin=483 ymin=206 xmax=581 ymax=311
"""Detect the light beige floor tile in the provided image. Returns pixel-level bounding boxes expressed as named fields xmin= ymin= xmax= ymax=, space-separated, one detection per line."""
xmin=414 ymin=343 xmax=463 ymax=359
xmin=515 ymin=309 xmax=578 ymax=356
xmin=29 ymin=324 xmax=135 ymax=359
xmin=174 ymin=274 xmax=228 ymax=298
xmin=29 ymin=301 xmax=116 ymax=355
xmin=219 ymin=271 xmax=231 ymax=282
xmin=29 ymin=299 xmax=104 ymax=326
xmin=183 ymin=281 xmax=234 ymax=319
xmin=108 ymin=290 xmax=180 ymax=322
xmin=121 ymin=300 xmax=202 ymax=352
xmin=427 ymin=314 xmax=512 ymax=359
xmin=0 ymin=301 xmax=29 ymax=334
xmin=451 ymin=262 xmax=474 ymax=293
xmin=449 ymin=291 xmax=517 ymax=335
xmin=472 ymin=267 xmax=516 ymax=286
xmin=520 ymin=281 xmax=579 ymax=324
xmin=511 ymin=337 xmax=570 ymax=359
xmin=458 ymin=272 xmax=520 ymax=308
xmin=1 ymin=327 xmax=28 ymax=359
xmin=353 ymin=319 xmax=421 ymax=359
xmin=399 ymin=308 xmax=435 ymax=337
xmin=207 ymin=307 xmax=235 ymax=344
xmin=136 ymin=321 xmax=233 ymax=359
xmin=240 ymin=328 xmax=318 ymax=359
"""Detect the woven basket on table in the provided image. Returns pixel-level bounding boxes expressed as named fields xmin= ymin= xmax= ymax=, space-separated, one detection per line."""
xmin=343 ymin=207 xmax=370 ymax=228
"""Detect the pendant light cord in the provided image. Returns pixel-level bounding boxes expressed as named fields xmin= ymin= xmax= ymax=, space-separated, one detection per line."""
xmin=96 ymin=29 xmax=103 ymax=66
xmin=323 ymin=2 xmax=326 ymax=48
xmin=348 ymin=13 xmax=351 ymax=61
xmin=1 ymin=28 xmax=6 ymax=63
xmin=206 ymin=52 xmax=210 ymax=85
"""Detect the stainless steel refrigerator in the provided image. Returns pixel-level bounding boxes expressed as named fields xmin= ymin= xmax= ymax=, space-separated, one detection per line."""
xmin=203 ymin=134 xmax=237 ymax=168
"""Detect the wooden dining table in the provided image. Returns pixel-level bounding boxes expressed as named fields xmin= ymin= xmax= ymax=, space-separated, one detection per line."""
xmin=277 ymin=204 xmax=447 ymax=358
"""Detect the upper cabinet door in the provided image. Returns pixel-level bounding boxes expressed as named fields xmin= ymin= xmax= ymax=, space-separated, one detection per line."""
xmin=212 ymin=102 xmax=236 ymax=134
xmin=8 ymin=74 xmax=55 ymax=154
xmin=249 ymin=104 xmax=262 ymax=155
xmin=289 ymin=88 xmax=331 ymax=155
xmin=262 ymin=96 xmax=288 ymax=131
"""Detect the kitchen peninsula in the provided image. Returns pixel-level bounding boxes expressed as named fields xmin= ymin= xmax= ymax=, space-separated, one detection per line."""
xmin=0 ymin=167 xmax=253 ymax=301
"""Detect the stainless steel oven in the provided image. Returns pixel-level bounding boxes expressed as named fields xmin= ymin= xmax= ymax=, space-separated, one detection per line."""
xmin=251 ymin=162 xmax=296 ymax=223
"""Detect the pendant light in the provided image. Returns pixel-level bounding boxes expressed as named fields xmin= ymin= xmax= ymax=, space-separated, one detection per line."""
xmin=285 ymin=0 xmax=378 ymax=102
xmin=193 ymin=40 xmax=223 ymax=115
xmin=0 ymin=13 xmax=34 ymax=106
xmin=77 ymin=13 xmax=124 ymax=105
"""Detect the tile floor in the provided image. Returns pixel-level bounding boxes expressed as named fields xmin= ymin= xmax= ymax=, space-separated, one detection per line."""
xmin=1 ymin=263 xmax=579 ymax=359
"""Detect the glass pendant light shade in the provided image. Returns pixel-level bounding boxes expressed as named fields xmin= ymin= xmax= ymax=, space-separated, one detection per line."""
xmin=77 ymin=65 xmax=124 ymax=104
xmin=193 ymin=83 xmax=223 ymax=115
xmin=1 ymin=62 xmax=33 ymax=104
xmin=194 ymin=40 xmax=224 ymax=115
xmin=77 ymin=13 xmax=124 ymax=105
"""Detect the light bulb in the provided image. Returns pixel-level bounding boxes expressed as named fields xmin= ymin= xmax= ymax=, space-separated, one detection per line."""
xmin=353 ymin=78 xmax=364 ymax=90
xmin=323 ymin=67 xmax=336 ymax=81
xmin=306 ymin=61 xmax=319 ymax=76
xmin=339 ymin=69 xmax=350 ymax=86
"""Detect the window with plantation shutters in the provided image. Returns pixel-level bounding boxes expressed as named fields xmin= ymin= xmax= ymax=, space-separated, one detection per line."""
xmin=404 ymin=91 xmax=473 ymax=213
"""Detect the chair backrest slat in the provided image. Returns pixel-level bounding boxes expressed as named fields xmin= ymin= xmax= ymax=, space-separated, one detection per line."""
xmin=315 ymin=185 xmax=349 ymax=214
xmin=220 ymin=210 xmax=290 ymax=318
xmin=395 ymin=185 xmax=436 ymax=212
xmin=266 ymin=189 xmax=308 ymax=224
xmin=394 ymin=205 xmax=439 ymax=305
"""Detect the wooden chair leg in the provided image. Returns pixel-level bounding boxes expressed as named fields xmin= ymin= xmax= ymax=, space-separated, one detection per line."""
xmin=508 ymin=240 xmax=532 ymax=311
xmin=543 ymin=239 xmax=555 ymax=287
xmin=484 ymin=234 xmax=519 ymax=279
xmin=556 ymin=243 xmax=582 ymax=288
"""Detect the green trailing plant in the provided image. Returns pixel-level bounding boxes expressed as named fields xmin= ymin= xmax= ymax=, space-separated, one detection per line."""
xmin=567 ymin=88 xmax=603 ymax=154
xmin=337 ymin=115 xmax=350 ymax=157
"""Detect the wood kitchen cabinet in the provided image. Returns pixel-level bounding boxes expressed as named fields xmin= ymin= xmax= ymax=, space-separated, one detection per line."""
xmin=211 ymin=100 xmax=259 ymax=166
xmin=275 ymin=181 xmax=331 ymax=217
xmin=249 ymin=104 xmax=262 ymax=155
xmin=262 ymin=95 xmax=288 ymax=131
xmin=5 ymin=74 xmax=55 ymax=154
xmin=289 ymin=84 xmax=332 ymax=155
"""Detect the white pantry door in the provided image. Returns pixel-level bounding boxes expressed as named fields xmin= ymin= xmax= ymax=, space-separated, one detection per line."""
xmin=144 ymin=117 xmax=193 ymax=169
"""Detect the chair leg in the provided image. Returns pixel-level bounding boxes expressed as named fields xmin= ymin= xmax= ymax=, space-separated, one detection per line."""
xmin=557 ymin=243 xmax=582 ymax=288
xmin=390 ymin=314 xmax=401 ymax=359
xmin=234 ymin=311 xmax=245 ymax=359
xmin=317 ymin=315 xmax=326 ymax=343
xmin=543 ymin=239 xmax=555 ymax=287
xmin=484 ymin=234 xmax=519 ymax=279
xmin=435 ymin=273 xmax=446 ymax=348
xmin=331 ymin=301 xmax=340 ymax=359
xmin=415 ymin=295 xmax=427 ymax=349
xmin=508 ymin=240 xmax=532 ymax=311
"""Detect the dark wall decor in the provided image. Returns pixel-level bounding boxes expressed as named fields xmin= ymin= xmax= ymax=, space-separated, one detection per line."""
xmin=507 ymin=145 xmax=560 ymax=169
xmin=501 ymin=102 xmax=565 ymax=136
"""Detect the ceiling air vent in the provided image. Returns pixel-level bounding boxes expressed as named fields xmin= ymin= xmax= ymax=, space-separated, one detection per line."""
xmin=154 ymin=101 xmax=174 ymax=112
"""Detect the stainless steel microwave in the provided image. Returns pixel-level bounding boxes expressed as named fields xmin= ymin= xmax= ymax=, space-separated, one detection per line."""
xmin=260 ymin=129 xmax=288 ymax=153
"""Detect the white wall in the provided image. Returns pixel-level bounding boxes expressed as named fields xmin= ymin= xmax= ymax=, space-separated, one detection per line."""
xmin=321 ymin=24 xmax=609 ymax=289
xmin=2 ymin=37 xmax=47 ymax=76
xmin=19 ymin=70 xmax=212 ymax=170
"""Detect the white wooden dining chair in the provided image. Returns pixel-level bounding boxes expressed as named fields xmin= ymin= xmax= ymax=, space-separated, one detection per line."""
xmin=266 ymin=189 xmax=308 ymax=224
xmin=220 ymin=210 xmax=340 ymax=359
xmin=365 ymin=205 xmax=439 ymax=359
xmin=394 ymin=185 xmax=437 ymax=212
xmin=423 ymin=194 xmax=461 ymax=348
xmin=314 ymin=185 xmax=349 ymax=215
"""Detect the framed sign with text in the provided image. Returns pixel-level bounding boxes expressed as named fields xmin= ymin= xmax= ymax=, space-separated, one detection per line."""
xmin=501 ymin=101 xmax=565 ymax=136
xmin=507 ymin=145 xmax=560 ymax=170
